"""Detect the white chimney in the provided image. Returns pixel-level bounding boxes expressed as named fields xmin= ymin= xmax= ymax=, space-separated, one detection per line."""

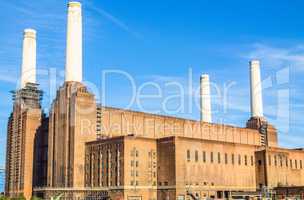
xmin=249 ymin=60 xmax=263 ymax=118
xmin=21 ymin=29 xmax=36 ymax=88
xmin=200 ymin=74 xmax=212 ymax=123
xmin=65 ymin=1 xmax=82 ymax=82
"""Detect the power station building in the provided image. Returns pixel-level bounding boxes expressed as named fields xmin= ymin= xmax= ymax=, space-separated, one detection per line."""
xmin=4 ymin=1 xmax=304 ymax=200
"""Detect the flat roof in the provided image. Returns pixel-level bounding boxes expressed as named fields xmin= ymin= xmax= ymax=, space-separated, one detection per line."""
xmin=86 ymin=134 xmax=260 ymax=148
xmin=86 ymin=134 xmax=156 ymax=145
xmin=100 ymin=106 xmax=258 ymax=132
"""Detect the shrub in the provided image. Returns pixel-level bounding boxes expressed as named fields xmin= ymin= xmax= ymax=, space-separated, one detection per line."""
xmin=31 ymin=196 xmax=42 ymax=200
xmin=0 ymin=196 xmax=10 ymax=200
xmin=11 ymin=194 xmax=25 ymax=200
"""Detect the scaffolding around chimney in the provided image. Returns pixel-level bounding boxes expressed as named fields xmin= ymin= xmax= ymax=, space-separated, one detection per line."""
xmin=11 ymin=82 xmax=43 ymax=109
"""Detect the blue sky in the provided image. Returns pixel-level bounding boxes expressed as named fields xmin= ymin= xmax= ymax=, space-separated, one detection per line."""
xmin=0 ymin=0 xmax=304 ymax=168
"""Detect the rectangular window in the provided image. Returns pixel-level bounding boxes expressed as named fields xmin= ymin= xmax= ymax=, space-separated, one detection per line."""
xmin=251 ymin=156 xmax=254 ymax=166
xmin=202 ymin=151 xmax=206 ymax=163
xmin=225 ymin=153 xmax=228 ymax=164
xmin=218 ymin=152 xmax=221 ymax=164
xmin=286 ymin=158 xmax=289 ymax=167
xmin=187 ymin=150 xmax=191 ymax=162
xmin=295 ymin=160 xmax=298 ymax=169
xmin=269 ymin=155 xmax=271 ymax=166
xmin=195 ymin=151 xmax=199 ymax=162
xmin=300 ymin=160 xmax=303 ymax=169
xmin=210 ymin=152 xmax=214 ymax=163
xmin=231 ymin=154 xmax=235 ymax=165
xmin=274 ymin=155 xmax=277 ymax=166
xmin=244 ymin=155 xmax=248 ymax=166
xmin=290 ymin=159 xmax=293 ymax=168
xmin=238 ymin=155 xmax=241 ymax=165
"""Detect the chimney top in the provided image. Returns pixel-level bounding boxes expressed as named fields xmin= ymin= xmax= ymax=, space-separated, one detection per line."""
xmin=200 ymin=74 xmax=209 ymax=79
xmin=65 ymin=0 xmax=83 ymax=82
xmin=249 ymin=59 xmax=263 ymax=118
xmin=24 ymin=29 xmax=36 ymax=38
xmin=200 ymin=73 xmax=212 ymax=123
xmin=68 ymin=1 xmax=81 ymax=7
xmin=250 ymin=60 xmax=260 ymax=66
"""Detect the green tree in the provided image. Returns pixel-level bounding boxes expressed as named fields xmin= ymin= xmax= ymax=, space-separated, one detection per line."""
xmin=11 ymin=194 xmax=25 ymax=200
xmin=0 ymin=195 xmax=10 ymax=200
xmin=31 ymin=196 xmax=42 ymax=200
xmin=50 ymin=193 xmax=63 ymax=200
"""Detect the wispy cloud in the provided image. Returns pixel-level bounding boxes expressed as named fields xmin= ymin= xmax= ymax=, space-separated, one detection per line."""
xmin=0 ymin=70 xmax=18 ymax=85
xmin=143 ymin=75 xmax=186 ymax=83
xmin=279 ymin=133 xmax=304 ymax=148
xmin=2 ymin=1 xmax=35 ymax=16
xmin=85 ymin=2 xmax=143 ymax=40
xmin=245 ymin=43 xmax=304 ymax=70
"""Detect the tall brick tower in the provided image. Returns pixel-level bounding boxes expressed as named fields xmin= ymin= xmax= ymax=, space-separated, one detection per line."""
xmin=5 ymin=29 xmax=44 ymax=200
xmin=46 ymin=2 xmax=97 ymax=194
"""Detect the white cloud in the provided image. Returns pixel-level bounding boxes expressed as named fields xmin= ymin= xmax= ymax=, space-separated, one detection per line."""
xmin=245 ymin=43 xmax=304 ymax=70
